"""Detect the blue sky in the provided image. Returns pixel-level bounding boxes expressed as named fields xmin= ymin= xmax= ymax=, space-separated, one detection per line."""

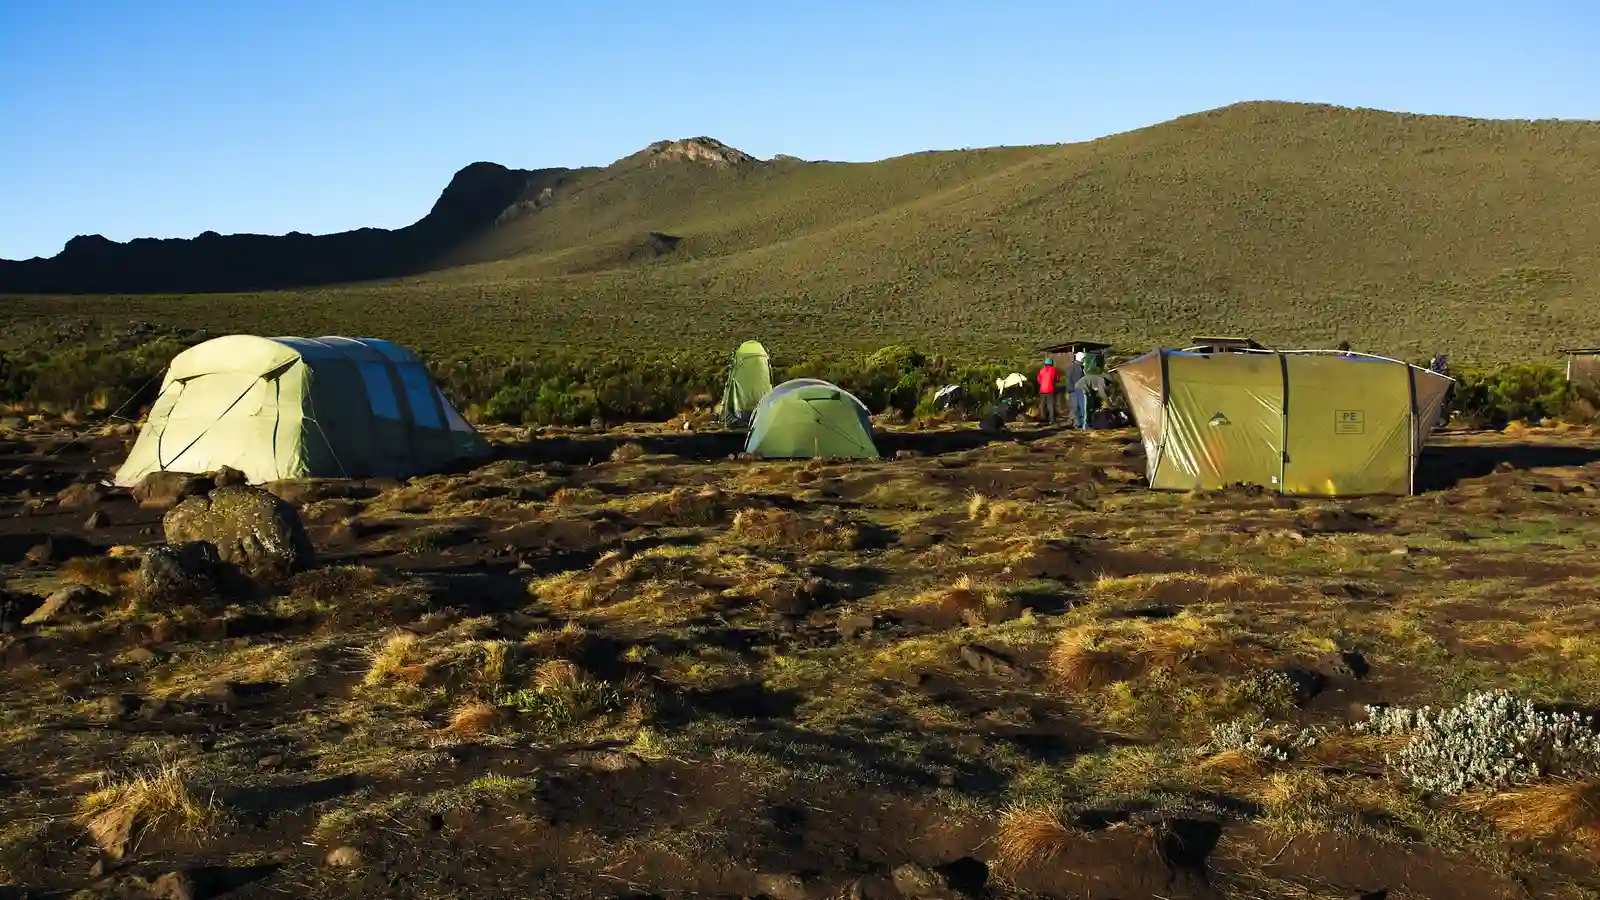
xmin=2 ymin=0 xmax=1596 ymax=260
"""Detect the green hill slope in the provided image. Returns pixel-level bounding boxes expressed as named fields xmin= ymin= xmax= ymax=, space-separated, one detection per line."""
xmin=6 ymin=101 xmax=1599 ymax=364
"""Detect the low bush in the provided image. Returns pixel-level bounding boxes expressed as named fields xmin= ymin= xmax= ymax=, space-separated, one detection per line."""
xmin=1358 ymin=691 xmax=1600 ymax=794
xmin=0 ymin=326 xmax=1583 ymax=431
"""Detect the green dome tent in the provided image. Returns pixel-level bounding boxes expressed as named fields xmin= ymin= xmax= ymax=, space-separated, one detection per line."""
xmin=744 ymin=379 xmax=879 ymax=460
xmin=114 ymin=335 xmax=490 ymax=486
xmin=717 ymin=340 xmax=773 ymax=427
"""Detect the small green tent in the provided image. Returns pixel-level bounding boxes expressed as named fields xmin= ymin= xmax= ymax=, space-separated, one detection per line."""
xmin=114 ymin=335 xmax=489 ymax=486
xmin=718 ymin=340 xmax=773 ymax=427
xmin=744 ymin=379 xmax=879 ymax=459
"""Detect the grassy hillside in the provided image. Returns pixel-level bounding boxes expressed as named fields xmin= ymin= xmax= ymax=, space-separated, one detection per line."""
xmin=5 ymin=101 xmax=1600 ymax=364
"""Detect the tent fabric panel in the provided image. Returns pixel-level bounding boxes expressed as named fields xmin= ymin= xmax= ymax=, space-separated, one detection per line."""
xmin=1156 ymin=353 xmax=1284 ymax=491
xmin=1113 ymin=351 xmax=1166 ymax=481
xmin=166 ymin=335 xmax=303 ymax=382
xmin=1410 ymin=369 xmax=1453 ymax=452
xmin=1281 ymin=355 xmax=1412 ymax=496
xmin=113 ymin=368 xmax=306 ymax=485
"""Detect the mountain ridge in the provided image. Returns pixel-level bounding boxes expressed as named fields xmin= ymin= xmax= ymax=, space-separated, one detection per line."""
xmin=4 ymin=101 xmax=1600 ymax=363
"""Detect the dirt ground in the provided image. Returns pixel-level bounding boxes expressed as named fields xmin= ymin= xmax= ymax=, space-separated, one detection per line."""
xmin=6 ymin=415 xmax=1600 ymax=900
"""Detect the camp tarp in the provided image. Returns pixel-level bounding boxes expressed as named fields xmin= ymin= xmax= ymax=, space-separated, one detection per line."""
xmin=718 ymin=340 xmax=773 ymax=427
xmin=114 ymin=335 xmax=489 ymax=486
xmin=1113 ymin=349 xmax=1451 ymax=497
xmin=744 ymin=378 xmax=879 ymax=459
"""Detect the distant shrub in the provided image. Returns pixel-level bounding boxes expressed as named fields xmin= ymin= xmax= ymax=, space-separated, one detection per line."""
xmin=0 ymin=329 xmax=1584 ymax=432
xmin=1451 ymin=365 xmax=1569 ymax=429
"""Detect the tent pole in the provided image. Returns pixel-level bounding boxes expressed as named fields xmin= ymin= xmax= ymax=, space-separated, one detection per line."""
xmin=1277 ymin=352 xmax=1289 ymax=495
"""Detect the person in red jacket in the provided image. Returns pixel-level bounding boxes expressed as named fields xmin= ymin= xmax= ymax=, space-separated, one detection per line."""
xmin=1037 ymin=357 xmax=1059 ymax=425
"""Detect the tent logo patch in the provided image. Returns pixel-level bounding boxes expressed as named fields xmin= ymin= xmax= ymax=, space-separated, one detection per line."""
xmin=1208 ymin=412 xmax=1231 ymax=427
xmin=1335 ymin=410 xmax=1366 ymax=434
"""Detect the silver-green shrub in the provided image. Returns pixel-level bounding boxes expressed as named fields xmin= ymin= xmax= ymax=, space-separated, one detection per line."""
xmin=1357 ymin=691 xmax=1600 ymax=794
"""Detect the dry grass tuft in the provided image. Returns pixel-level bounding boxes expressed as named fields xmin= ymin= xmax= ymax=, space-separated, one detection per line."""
xmin=610 ymin=442 xmax=647 ymax=463
xmin=533 ymin=659 xmax=586 ymax=694
xmin=910 ymin=576 xmax=1020 ymax=626
xmin=995 ymin=806 xmax=1077 ymax=874
xmin=60 ymin=556 xmax=135 ymax=595
xmin=446 ymin=700 xmax=500 ymax=736
xmin=967 ymin=492 xmax=989 ymax=521
xmin=731 ymin=508 xmax=862 ymax=551
xmin=985 ymin=500 xmax=1028 ymax=526
xmin=480 ymin=640 xmax=513 ymax=686
xmin=1462 ymin=781 xmax=1600 ymax=855
xmin=1049 ymin=629 xmax=1141 ymax=690
xmin=363 ymin=631 xmax=422 ymax=686
xmin=631 ymin=486 xmax=728 ymax=525
xmin=77 ymin=761 xmax=218 ymax=854
xmin=552 ymin=486 xmax=604 ymax=508
xmin=523 ymin=621 xmax=589 ymax=659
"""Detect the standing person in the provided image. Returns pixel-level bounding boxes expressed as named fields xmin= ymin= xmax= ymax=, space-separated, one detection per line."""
xmin=1066 ymin=352 xmax=1086 ymax=429
xmin=1430 ymin=352 xmax=1451 ymax=427
xmin=1036 ymin=357 xmax=1059 ymax=425
xmin=1076 ymin=361 xmax=1108 ymax=428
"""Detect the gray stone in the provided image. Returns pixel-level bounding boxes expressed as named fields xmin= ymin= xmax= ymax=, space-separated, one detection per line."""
xmin=137 ymin=542 xmax=223 ymax=602
xmin=163 ymin=485 xmax=314 ymax=581
xmin=132 ymin=471 xmax=212 ymax=509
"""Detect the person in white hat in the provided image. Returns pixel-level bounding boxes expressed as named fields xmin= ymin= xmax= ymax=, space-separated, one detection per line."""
xmin=1066 ymin=352 xmax=1086 ymax=428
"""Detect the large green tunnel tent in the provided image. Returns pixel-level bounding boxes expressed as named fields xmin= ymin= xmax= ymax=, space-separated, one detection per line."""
xmin=1114 ymin=349 xmax=1452 ymax=497
xmin=744 ymin=379 xmax=879 ymax=460
xmin=718 ymin=340 xmax=773 ymax=427
xmin=115 ymin=335 xmax=490 ymax=486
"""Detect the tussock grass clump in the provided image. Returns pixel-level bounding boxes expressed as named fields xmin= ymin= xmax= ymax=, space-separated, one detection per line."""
xmin=1048 ymin=627 xmax=1142 ymax=690
xmin=552 ymin=487 xmax=604 ymax=509
xmin=629 ymin=486 xmax=729 ymax=525
xmin=1464 ymin=781 xmax=1600 ymax=855
xmin=522 ymin=622 xmax=589 ymax=659
xmin=496 ymin=660 xmax=626 ymax=735
xmin=731 ymin=508 xmax=862 ymax=551
xmin=909 ymin=575 xmax=1020 ymax=627
xmin=446 ymin=700 xmax=501 ymax=737
xmin=363 ymin=632 xmax=422 ymax=686
xmin=609 ymin=442 xmax=647 ymax=463
xmin=479 ymin=640 xmax=513 ymax=686
xmin=77 ymin=761 xmax=219 ymax=854
xmin=994 ymin=806 xmax=1077 ymax=874
xmin=967 ymin=492 xmax=989 ymax=521
xmin=984 ymin=500 xmax=1029 ymax=526
xmin=60 ymin=556 xmax=136 ymax=595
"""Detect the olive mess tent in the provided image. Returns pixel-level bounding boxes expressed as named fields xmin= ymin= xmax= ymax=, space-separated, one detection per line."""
xmin=114 ymin=335 xmax=489 ymax=486
xmin=744 ymin=378 xmax=879 ymax=460
xmin=717 ymin=340 xmax=773 ymax=427
xmin=1114 ymin=348 xmax=1452 ymax=497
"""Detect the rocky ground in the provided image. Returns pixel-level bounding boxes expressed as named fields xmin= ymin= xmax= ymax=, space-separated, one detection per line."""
xmin=5 ymin=414 xmax=1600 ymax=900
